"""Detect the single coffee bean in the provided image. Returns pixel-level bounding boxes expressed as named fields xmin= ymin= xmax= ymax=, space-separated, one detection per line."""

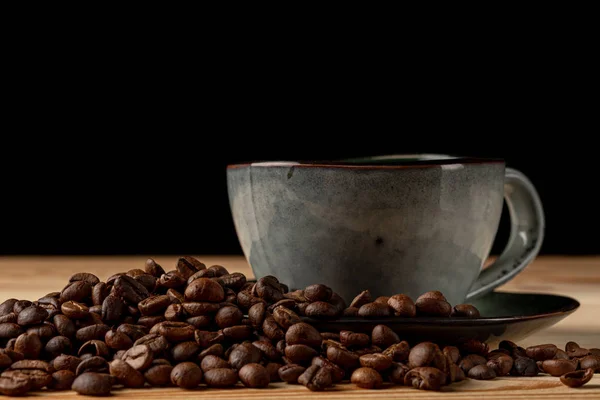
xmin=80 ymin=312 xmax=105 ymax=328
xmin=589 ymin=348 xmax=600 ymax=356
xmin=145 ymin=258 xmax=166 ymax=277
xmin=200 ymin=355 xmax=231 ymax=372
xmin=265 ymin=362 xmax=282 ymax=382
xmin=0 ymin=353 xmax=12 ymax=369
xmin=0 ymin=373 xmax=32 ymax=396
xmin=286 ymin=322 xmax=323 ymax=348
xmin=404 ymin=366 xmax=447 ymax=390
xmin=2 ymin=369 xmax=50 ymax=391
xmin=71 ymin=372 xmax=112 ymax=396
xmin=139 ymin=315 xmax=167 ymax=329
xmin=355 ymin=345 xmax=384 ymax=357
xmin=458 ymin=354 xmax=487 ymax=374
xmin=44 ymin=335 xmax=72 ymax=359
xmin=452 ymin=304 xmax=481 ymax=318
xmin=284 ymin=289 xmax=308 ymax=303
xmin=175 ymin=257 xmax=203 ymax=279
xmin=415 ymin=292 xmax=452 ymax=317
xmin=60 ymin=281 xmax=92 ymax=303
xmin=122 ymin=345 xmax=153 ymax=370
xmin=388 ymin=362 xmax=410 ymax=384
xmin=349 ymin=290 xmax=372 ymax=309
xmin=541 ymin=359 xmax=578 ymax=376
xmin=247 ymin=302 xmax=267 ymax=330
xmin=237 ymin=290 xmax=265 ymax=311
xmin=184 ymin=278 xmax=225 ymax=302
xmin=372 ymin=324 xmax=400 ymax=349
xmin=381 ymin=341 xmax=410 ymax=362
xmin=526 ymin=344 xmax=558 ymax=361
xmin=303 ymin=284 xmax=333 ymax=302
xmin=467 ymin=364 xmax=496 ymax=380
xmin=358 ymin=302 xmax=391 ymax=318
xmin=359 ymin=353 xmax=393 ymax=371
xmin=511 ymin=356 xmax=538 ymax=376
xmin=214 ymin=272 xmax=247 ymax=291
xmin=409 ymin=342 xmax=446 ymax=369
xmin=560 ymin=368 xmax=594 ymax=388
xmin=253 ymin=276 xmax=285 ymax=303
xmin=53 ymin=354 xmax=81 ymax=372
xmin=198 ymin=343 xmax=224 ymax=361
xmin=223 ymin=325 xmax=253 ymax=342
xmin=215 ymin=306 xmax=243 ymax=329
xmin=554 ymin=349 xmax=569 ymax=359
xmin=278 ymin=364 xmax=305 ymax=384
xmin=171 ymin=341 xmax=201 ymax=362
xmin=0 ymin=323 xmax=23 ymax=339
xmin=76 ymin=324 xmax=110 ymax=342
xmin=53 ymin=314 xmax=75 ymax=338
xmin=0 ymin=313 xmax=17 ymax=324
xmin=272 ymin=306 xmax=301 ymax=330
xmin=134 ymin=333 xmax=169 ymax=355
xmin=387 ymin=294 xmax=416 ymax=317
xmin=112 ymin=275 xmax=149 ymax=305
xmin=0 ymin=299 xmax=18 ymax=316
xmin=12 ymin=300 xmax=32 ymax=314
xmin=167 ymin=289 xmax=185 ymax=304
xmin=298 ymin=365 xmax=332 ymax=391
xmin=579 ymin=355 xmax=600 ymax=371
xmin=486 ymin=353 xmax=513 ymax=376
xmin=565 ymin=341 xmax=590 ymax=358
xmin=305 ymin=301 xmax=339 ymax=319
xmin=170 ymin=362 xmax=202 ymax=389
xmin=92 ymin=282 xmax=110 ymax=306
xmin=117 ymin=324 xmax=148 ymax=342
xmin=109 ymin=359 xmax=145 ymax=388
xmin=340 ymin=330 xmax=370 ymax=348
xmin=311 ymin=356 xmax=345 ymax=382
xmin=60 ymin=301 xmax=89 ymax=319
xmin=14 ymin=332 xmax=42 ymax=360
xmin=460 ymin=339 xmax=489 ymax=356
xmin=101 ymin=294 xmax=124 ymax=323
xmin=138 ymin=295 xmax=170 ymax=316
xmin=194 ymin=330 xmax=224 ymax=348
xmin=207 ymin=265 xmax=229 ymax=277
xmin=155 ymin=321 xmax=195 ymax=342
xmin=17 ymin=305 xmax=48 ymax=326
xmin=203 ymin=368 xmax=239 ymax=388
xmin=260 ymin=315 xmax=283 ymax=341
xmin=239 ymin=363 xmax=270 ymax=388
xmin=50 ymin=369 xmax=75 ymax=390
xmin=267 ymin=299 xmax=296 ymax=313
xmin=144 ymin=364 xmax=173 ymax=386
xmin=105 ymin=330 xmax=133 ymax=350
xmin=285 ymin=344 xmax=318 ymax=364
xmin=351 ymin=367 xmax=383 ymax=389
xmin=326 ymin=345 xmax=360 ymax=369
xmin=443 ymin=346 xmax=460 ymax=364
xmin=164 ymin=304 xmax=185 ymax=321
xmin=69 ymin=272 xmax=100 ymax=286
xmin=229 ymin=342 xmax=262 ymax=370
xmin=76 ymin=356 xmax=109 ymax=375
xmin=252 ymin=340 xmax=281 ymax=361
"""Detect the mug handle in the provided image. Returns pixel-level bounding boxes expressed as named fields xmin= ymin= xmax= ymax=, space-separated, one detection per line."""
xmin=466 ymin=167 xmax=545 ymax=300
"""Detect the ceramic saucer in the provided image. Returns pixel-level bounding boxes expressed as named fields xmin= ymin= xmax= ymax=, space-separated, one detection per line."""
xmin=301 ymin=291 xmax=579 ymax=347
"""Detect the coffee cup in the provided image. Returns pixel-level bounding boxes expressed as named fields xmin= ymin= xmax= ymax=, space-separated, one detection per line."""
xmin=226 ymin=154 xmax=544 ymax=306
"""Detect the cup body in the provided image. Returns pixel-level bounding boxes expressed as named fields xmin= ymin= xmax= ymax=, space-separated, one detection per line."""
xmin=227 ymin=156 xmax=505 ymax=305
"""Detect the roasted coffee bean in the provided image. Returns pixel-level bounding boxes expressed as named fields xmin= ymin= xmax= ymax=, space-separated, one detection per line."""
xmin=443 ymin=346 xmax=460 ymax=364
xmin=579 ymin=355 xmax=600 ymax=371
xmin=200 ymin=355 xmax=231 ymax=372
xmin=560 ymin=368 xmax=594 ymax=388
xmin=186 ymin=316 xmax=211 ymax=329
xmin=272 ymin=306 xmax=301 ymax=330
xmin=358 ymin=302 xmax=391 ymax=318
xmin=348 ymin=290 xmax=372 ymax=309
xmin=468 ymin=364 xmax=496 ymax=380
xmin=298 ymin=364 xmax=332 ymax=391
xmin=14 ymin=332 xmax=42 ymax=360
xmin=50 ymin=369 xmax=75 ymax=390
xmin=155 ymin=321 xmax=194 ymax=342
xmin=214 ymin=272 xmax=247 ymax=291
xmin=109 ymin=359 xmax=145 ymax=388
xmin=340 ymin=330 xmax=369 ymax=348
xmin=157 ymin=271 xmax=186 ymax=289
xmin=458 ymin=354 xmax=486 ymax=373
xmin=122 ymin=345 xmax=153 ymax=370
xmin=554 ymin=349 xmax=569 ymax=359
xmin=286 ymin=322 xmax=322 ymax=348
xmin=145 ymin=258 xmax=167 ymax=278
xmin=139 ymin=315 xmax=166 ymax=329
xmin=44 ymin=335 xmax=71 ymax=359
xmin=3 ymin=370 xmax=49 ymax=391
xmin=37 ymin=296 xmax=60 ymax=309
xmin=203 ymin=368 xmax=239 ymax=388
xmin=486 ymin=353 xmax=513 ymax=376
xmin=188 ymin=269 xmax=215 ymax=283
xmin=60 ymin=301 xmax=89 ymax=319
xmin=342 ymin=307 xmax=359 ymax=317
xmin=0 ymin=353 xmax=12 ymax=369
xmin=98 ymin=294 xmax=122 ymax=323
xmin=76 ymin=324 xmax=110 ymax=342
xmin=303 ymin=284 xmax=333 ymax=302
xmin=248 ymin=302 xmax=267 ymax=329
xmin=404 ymin=366 xmax=446 ymax=390
xmin=388 ymin=361 xmax=410 ymax=384
xmin=262 ymin=315 xmax=284 ymax=341
xmin=310 ymin=356 xmax=344 ymax=382
xmin=10 ymin=359 xmax=53 ymax=372
xmin=17 ymin=305 xmax=48 ymax=326
xmin=0 ymin=373 xmax=32 ymax=396
xmin=265 ymin=362 xmax=282 ymax=382
xmin=239 ymin=363 xmax=270 ymax=388
xmin=372 ymin=296 xmax=389 ymax=305
xmin=229 ymin=342 xmax=262 ymax=370
xmin=255 ymin=276 xmax=285 ymax=303
xmin=305 ymin=301 xmax=339 ymax=319
xmin=267 ymin=299 xmax=296 ymax=313
xmin=53 ymin=354 xmax=81 ymax=372
xmin=171 ymin=341 xmax=201 ymax=362
xmin=164 ymin=304 xmax=185 ymax=321
xmin=76 ymin=356 xmax=109 ymax=375
xmin=60 ymin=281 xmax=92 ymax=303
xmin=237 ymin=290 xmax=265 ymax=311
xmin=194 ymin=330 xmax=224 ymax=348
xmin=371 ymin=324 xmax=400 ymax=348
xmin=12 ymin=300 xmax=32 ymax=314
xmin=284 ymin=289 xmax=308 ymax=303
xmin=381 ymin=341 xmax=410 ymax=362
xmin=167 ymin=289 xmax=185 ymax=304
xmin=53 ymin=314 xmax=76 ymax=338
xmin=207 ymin=265 xmax=229 ymax=277
xmin=526 ymin=344 xmax=557 ymax=361
xmin=144 ymin=364 xmax=173 ymax=386
xmin=511 ymin=356 xmax=538 ymax=376
xmin=184 ymin=278 xmax=225 ymax=302
xmin=415 ymin=291 xmax=452 ymax=317
xmin=113 ymin=350 xmax=126 ymax=360
xmin=326 ymin=345 xmax=360 ymax=369
xmin=0 ymin=313 xmax=17 ymax=324
xmin=589 ymin=348 xmax=600 ymax=357
xmin=0 ymin=299 xmax=18 ymax=316
xmin=105 ymin=329 xmax=134 ymax=350
xmin=215 ymin=306 xmax=243 ymax=328
xmin=278 ymin=364 xmax=305 ymax=383
xmin=113 ymin=275 xmax=149 ymax=304
xmin=118 ymin=324 xmax=148 ymax=342
xmin=176 ymin=257 xmax=204 ymax=279
xmin=355 ymin=345 xmax=383 ymax=357
xmin=350 ymin=367 xmax=382 ymax=389
xmin=359 ymin=353 xmax=393 ymax=371
xmin=69 ymin=272 xmax=99 ymax=286
xmin=565 ymin=341 xmax=590 ymax=358
xmin=540 ymin=359 xmax=578 ymax=376
xmin=198 ymin=343 xmax=224 ymax=361
xmin=452 ymin=304 xmax=481 ymax=318
xmin=387 ymin=294 xmax=417 ymax=318
xmin=320 ymin=332 xmax=340 ymax=341
xmin=72 ymin=372 xmax=112 ymax=396
xmin=171 ymin=362 xmax=202 ymax=389
xmin=92 ymin=282 xmax=110 ymax=306
xmin=460 ymin=339 xmax=489 ymax=356
xmin=134 ymin=333 xmax=169 ymax=355
xmin=252 ymin=340 xmax=281 ymax=361
xmin=285 ymin=344 xmax=318 ymax=364
xmin=0 ymin=323 xmax=23 ymax=339
xmin=409 ymin=342 xmax=446 ymax=369
xmin=182 ymin=302 xmax=221 ymax=316
xmin=138 ymin=295 xmax=170 ymax=316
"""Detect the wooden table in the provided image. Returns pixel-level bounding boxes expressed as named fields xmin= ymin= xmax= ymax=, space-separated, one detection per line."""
xmin=1 ymin=255 xmax=599 ymax=399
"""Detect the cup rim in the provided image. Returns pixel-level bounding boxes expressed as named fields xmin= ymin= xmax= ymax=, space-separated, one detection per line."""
xmin=227 ymin=154 xmax=504 ymax=170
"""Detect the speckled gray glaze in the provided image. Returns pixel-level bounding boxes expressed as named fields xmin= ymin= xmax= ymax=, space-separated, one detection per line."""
xmin=227 ymin=156 xmax=544 ymax=306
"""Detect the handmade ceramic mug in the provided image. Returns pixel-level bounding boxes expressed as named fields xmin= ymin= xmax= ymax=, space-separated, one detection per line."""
xmin=226 ymin=155 xmax=544 ymax=306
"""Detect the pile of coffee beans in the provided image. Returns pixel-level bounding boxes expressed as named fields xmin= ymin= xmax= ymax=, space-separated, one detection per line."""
xmin=0 ymin=256 xmax=598 ymax=395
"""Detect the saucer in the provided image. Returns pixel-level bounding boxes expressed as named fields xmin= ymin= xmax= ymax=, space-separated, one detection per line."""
xmin=301 ymin=291 xmax=580 ymax=347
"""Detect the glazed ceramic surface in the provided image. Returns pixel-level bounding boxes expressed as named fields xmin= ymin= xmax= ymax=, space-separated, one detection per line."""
xmin=227 ymin=155 xmax=544 ymax=306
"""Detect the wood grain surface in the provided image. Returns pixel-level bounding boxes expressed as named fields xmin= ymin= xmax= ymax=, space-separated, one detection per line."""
xmin=0 ymin=255 xmax=599 ymax=399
